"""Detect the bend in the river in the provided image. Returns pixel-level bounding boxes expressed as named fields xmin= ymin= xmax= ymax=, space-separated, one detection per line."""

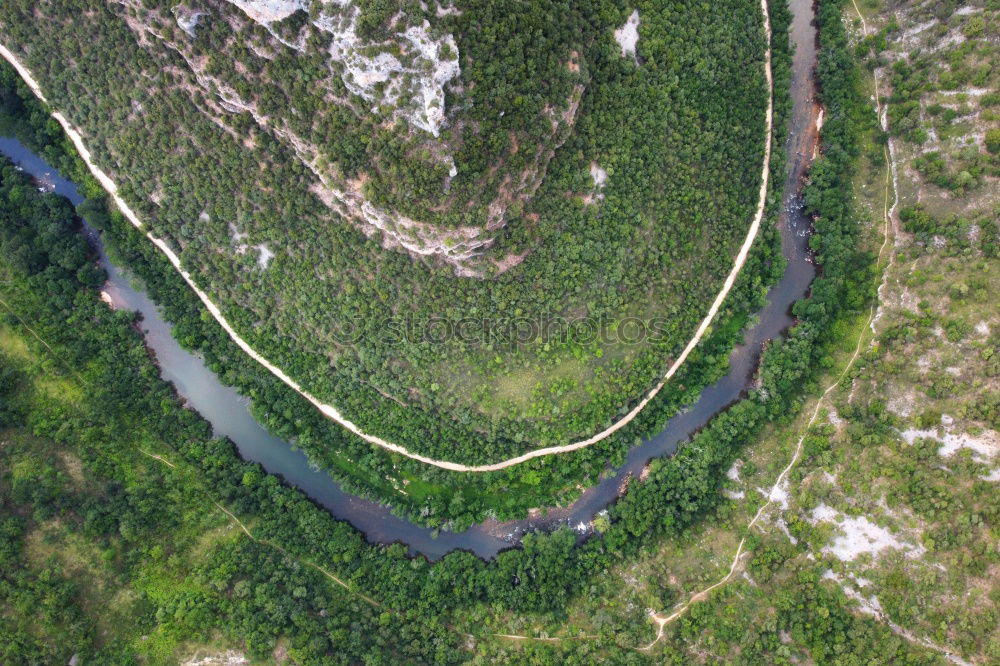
xmin=0 ymin=0 xmax=772 ymax=470
xmin=0 ymin=0 xmax=819 ymax=560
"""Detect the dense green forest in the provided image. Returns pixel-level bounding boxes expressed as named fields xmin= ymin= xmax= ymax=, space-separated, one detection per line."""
xmin=0 ymin=0 xmax=779 ymax=462
xmin=0 ymin=158 xmax=459 ymax=662
xmin=0 ymin=3 xmax=794 ymax=526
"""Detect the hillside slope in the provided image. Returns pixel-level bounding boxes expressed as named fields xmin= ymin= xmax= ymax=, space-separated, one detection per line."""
xmin=0 ymin=0 xmax=775 ymax=462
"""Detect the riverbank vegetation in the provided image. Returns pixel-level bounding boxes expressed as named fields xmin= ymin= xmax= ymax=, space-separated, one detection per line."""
xmin=443 ymin=0 xmax=1000 ymax=660
xmin=0 ymin=0 xmax=778 ymax=464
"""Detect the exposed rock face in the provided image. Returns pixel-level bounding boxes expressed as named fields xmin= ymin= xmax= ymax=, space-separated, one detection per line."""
xmin=226 ymin=0 xmax=460 ymax=136
xmin=614 ymin=10 xmax=640 ymax=58
xmin=116 ymin=0 xmax=586 ymax=275
xmin=173 ymin=7 xmax=206 ymax=36
xmin=225 ymin=0 xmax=307 ymax=23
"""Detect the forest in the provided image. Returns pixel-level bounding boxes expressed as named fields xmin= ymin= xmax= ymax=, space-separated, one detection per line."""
xmin=0 ymin=0 xmax=779 ymax=467
xmin=0 ymin=3 xmax=795 ymax=526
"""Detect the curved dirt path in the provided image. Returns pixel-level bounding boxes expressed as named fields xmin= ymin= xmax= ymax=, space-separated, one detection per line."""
xmin=850 ymin=0 xmax=901 ymax=337
xmin=0 ymin=4 xmax=772 ymax=472
xmin=638 ymin=1 xmax=914 ymax=652
xmin=639 ymin=303 xmax=874 ymax=649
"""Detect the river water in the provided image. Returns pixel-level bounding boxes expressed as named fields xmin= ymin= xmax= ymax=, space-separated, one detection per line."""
xmin=0 ymin=0 xmax=818 ymax=561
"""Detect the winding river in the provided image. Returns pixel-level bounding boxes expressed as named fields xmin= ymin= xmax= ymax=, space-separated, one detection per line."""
xmin=0 ymin=0 xmax=819 ymax=561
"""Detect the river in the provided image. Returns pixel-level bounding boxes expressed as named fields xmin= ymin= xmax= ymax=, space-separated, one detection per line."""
xmin=0 ymin=0 xmax=818 ymax=561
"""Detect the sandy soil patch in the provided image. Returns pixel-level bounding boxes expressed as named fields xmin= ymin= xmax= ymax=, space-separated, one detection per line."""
xmin=810 ymin=503 xmax=925 ymax=561
xmin=899 ymin=427 xmax=999 ymax=463
xmin=615 ymin=10 xmax=640 ymax=58
xmin=182 ymin=650 xmax=249 ymax=666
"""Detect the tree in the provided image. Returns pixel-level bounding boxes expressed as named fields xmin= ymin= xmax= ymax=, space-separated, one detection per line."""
xmin=985 ymin=129 xmax=1000 ymax=155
